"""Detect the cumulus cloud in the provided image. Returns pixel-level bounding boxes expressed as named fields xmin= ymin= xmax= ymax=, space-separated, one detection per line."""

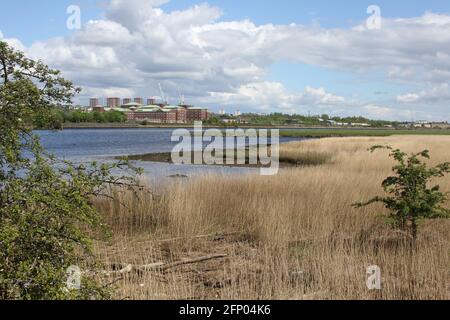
xmin=2 ymin=0 xmax=449 ymax=119
xmin=0 ymin=31 xmax=26 ymax=52
xmin=303 ymin=86 xmax=345 ymax=105
xmin=397 ymin=93 xmax=421 ymax=103
xmin=362 ymin=104 xmax=394 ymax=118
xmin=206 ymin=82 xmax=345 ymax=113
xmin=74 ymin=20 xmax=133 ymax=46
xmin=397 ymin=84 xmax=450 ymax=103
xmin=105 ymin=0 xmax=170 ymax=31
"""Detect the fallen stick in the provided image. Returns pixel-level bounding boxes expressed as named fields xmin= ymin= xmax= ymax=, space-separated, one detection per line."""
xmin=140 ymin=254 xmax=229 ymax=272
xmin=102 ymin=275 xmax=125 ymax=288
xmin=136 ymin=232 xmax=241 ymax=245
xmin=104 ymin=254 xmax=228 ymax=276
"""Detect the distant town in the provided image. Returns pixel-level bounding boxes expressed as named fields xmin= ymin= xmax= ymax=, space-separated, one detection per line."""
xmin=57 ymin=96 xmax=450 ymax=129
xmin=88 ymin=97 xmax=211 ymax=124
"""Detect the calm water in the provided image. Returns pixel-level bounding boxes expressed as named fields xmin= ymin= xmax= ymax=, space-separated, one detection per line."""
xmin=36 ymin=128 xmax=304 ymax=181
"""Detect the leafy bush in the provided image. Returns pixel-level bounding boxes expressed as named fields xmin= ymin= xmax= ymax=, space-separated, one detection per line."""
xmin=355 ymin=145 xmax=450 ymax=240
xmin=0 ymin=41 xmax=140 ymax=299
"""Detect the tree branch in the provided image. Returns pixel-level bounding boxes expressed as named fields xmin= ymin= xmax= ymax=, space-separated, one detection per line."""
xmin=0 ymin=56 xmax=8 ymax=83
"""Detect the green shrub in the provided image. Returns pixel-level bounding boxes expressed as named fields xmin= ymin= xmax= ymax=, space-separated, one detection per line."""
xmin=355 ymin=145 xmax=450 ymax=240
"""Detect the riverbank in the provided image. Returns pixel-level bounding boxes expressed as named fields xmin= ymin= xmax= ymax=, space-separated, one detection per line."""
xmin=92 ymin=135 xmax=450 ymax=300
xmin=280 ymin=128 xmax=450 ymax=138
xmin=61 ymin=123 xmax=450 ymax=137
xmin=116 ymin=145 xmax=331 ymax=168
xmin=61 ymin=122 xmax=309 ymax=129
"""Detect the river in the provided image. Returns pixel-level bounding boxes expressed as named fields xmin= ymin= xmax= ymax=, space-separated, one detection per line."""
xmin=36 ymin=128 xmax=305 ymax=182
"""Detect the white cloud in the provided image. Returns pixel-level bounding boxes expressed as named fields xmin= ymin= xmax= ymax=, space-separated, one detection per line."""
xmin=105 ymin=0 xmax=170 ymax=31
xmin=397 ymin=93 xmax=421 ymax=103
xmin=397 ymin=84 xmax=450 ymax=103
xmin=82 ymin=87 xmax=136 ymax=100
xmin=0 ymin=31 xmax=26 ymax=52
xmin=266 ymin=12 xmax=450 ymax=87
xmin=74 ymin=20 xmax=133 ymax=46
xmin=207 ymin=82 xmax=345 ymax=113
xmin=304 ymin=86 xmax=345 ymax=105
xmin=362 ymin=104 xmax=393 ymax=118
xmin=2 ymin=1 xmax=450 ymax=120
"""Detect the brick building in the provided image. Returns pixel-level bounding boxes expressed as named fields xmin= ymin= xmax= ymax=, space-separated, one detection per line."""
xmin=106 ymin=97 xmax=121 ymax=108
xmin=89 ymin=98 xmax=100 ymax=108
xmin=126 ymin=105 xmax=209 ymax=124
xmin=128 ymin=109 xmax=179 ymax=124
xmin=89 ymin=97 xmax=210 ymax=123
xmin=92 ymin=106 xmax=105 ymax=113
xmin=186 ymin=107 xmax=210 ymax=122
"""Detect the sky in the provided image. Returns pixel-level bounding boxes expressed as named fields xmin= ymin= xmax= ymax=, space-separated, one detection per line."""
xmin=1 ymin=0 xmax=450 ymax=121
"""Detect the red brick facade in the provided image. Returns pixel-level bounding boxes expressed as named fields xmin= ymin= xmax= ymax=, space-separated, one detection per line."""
xmin=186 ymin=109 xmax=210 ymax=122
xmin=127 ymin=107 xmax=210 ymax=123
xmin=106 ymin=97 xmax=121 ymax=108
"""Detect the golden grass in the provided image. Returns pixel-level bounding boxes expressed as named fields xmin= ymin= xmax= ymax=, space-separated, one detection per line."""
xmin=92 ymin=135 xmax=450 ymax=300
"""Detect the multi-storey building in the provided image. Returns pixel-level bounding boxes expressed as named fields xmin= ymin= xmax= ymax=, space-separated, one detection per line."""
xmin=92 ymin=106 xmax=105 ymax=113
xmin=90 ymin=97 xmax=210 ymax=123
xmin=89 ymin=98 xmax=100 ymax=108
xmin=127 ymin=106 xmax=180 ymax=124
xmin=186 ymin=107 xmax=210 ymax=122
xmin=126 ymin=105 xmax=209 ymax=124
xmin=106 ymin=97 xmax=121 ymax=108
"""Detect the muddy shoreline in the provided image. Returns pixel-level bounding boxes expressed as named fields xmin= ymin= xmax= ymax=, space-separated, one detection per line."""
xmin=116 ymin=151 xmax=297 ymax=169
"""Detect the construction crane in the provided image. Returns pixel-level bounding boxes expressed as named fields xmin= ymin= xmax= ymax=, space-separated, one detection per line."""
xmin=158 ymin=83 xmax=166 ymax=104
xmin=177 ymin=87 xmax=185 ymax=105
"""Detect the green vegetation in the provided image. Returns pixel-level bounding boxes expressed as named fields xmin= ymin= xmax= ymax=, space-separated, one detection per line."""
xmin=240 ymin=113 xmax=397 ymax=127
xmin=204 ymin=116 xmax=242 ymax=127
xmin=0 ymin=41 xmax=140 ymax=299
xmin=63 ymin=109 xmax=126 ymax=123
xmin=280 ymin=128 xmax=450 ymax=138
xmin=33 ymin=109 xmax=127 ymax=129
xmin=120 ymin=148 xmax=333 ymax=168
xmin=280 ymin=151 xmax=333 ymax=166
xmin=355 ymin=146 xmax=450 ymax=240
xmin=203 ymin=116 xmax=223 ymax=125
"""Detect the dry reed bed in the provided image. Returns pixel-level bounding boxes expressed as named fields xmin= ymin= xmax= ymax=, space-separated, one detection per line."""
xmin=92 ymin=136 xmax=450 ymax=300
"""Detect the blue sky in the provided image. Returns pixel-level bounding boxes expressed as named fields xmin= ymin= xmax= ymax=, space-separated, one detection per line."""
xmin=1 ymin=0 xmax=450 ymax=120
xmin=3 ymin=0 xmax=449 ymax=43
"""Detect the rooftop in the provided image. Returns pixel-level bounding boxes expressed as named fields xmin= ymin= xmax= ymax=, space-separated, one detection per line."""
xmin=122 ymin=102 xmax=143 ymax=107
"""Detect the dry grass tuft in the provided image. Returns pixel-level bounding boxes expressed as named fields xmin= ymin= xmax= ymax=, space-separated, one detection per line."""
xmin=90 ymin=135 xmax=450 ymax=300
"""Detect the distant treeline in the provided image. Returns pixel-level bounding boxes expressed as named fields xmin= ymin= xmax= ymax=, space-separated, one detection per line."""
xmin=34 ymin=109 xmax=399 ymax=129
xmin=34 ymin=109 xmax=127 ymax=129
xmin=236 ymin=113 xmax=398 ymax=127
